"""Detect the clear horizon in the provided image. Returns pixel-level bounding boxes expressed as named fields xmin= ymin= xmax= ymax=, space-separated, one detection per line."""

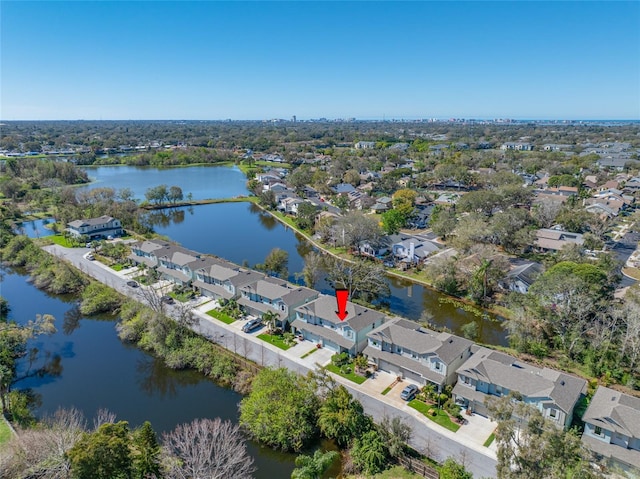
xmin=2 ymin=1 xmax=639 ymax=121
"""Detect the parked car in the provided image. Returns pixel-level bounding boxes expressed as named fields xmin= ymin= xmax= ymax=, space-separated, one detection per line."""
xmin=86 ymin=253 xmax=95 ymax=261
xmin=400 ymin=384 xmax=419 ymax=401
xmin=126 ymin=280 xmax=139 ymax=288
xmin=241 ymin=319 xmax=262 ymax=333
xmin=161 ymin=295 xmax=174 ymax=304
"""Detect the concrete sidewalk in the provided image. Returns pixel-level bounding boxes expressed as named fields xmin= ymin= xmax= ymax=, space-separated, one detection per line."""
xmin=44 ymin=243 xmax=498 ymax=477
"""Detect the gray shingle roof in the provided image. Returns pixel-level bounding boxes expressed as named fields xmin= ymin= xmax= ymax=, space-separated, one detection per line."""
xmin=457 ymin=347 xmax=586 ymax=413
xmin=68 ymin=215 xmax=116 ymax=228
xmin=582 ymin=386 xmax=640 ymax=438
xmin=363 ymin=345 xmax=447 ymax=386
xmin=367 ymin=318 xmax=473 ymax=364
xmin=291 ymin=319 xmax=355 ymax=349
xmin=295 ymin=294 xmax=387 ymax=331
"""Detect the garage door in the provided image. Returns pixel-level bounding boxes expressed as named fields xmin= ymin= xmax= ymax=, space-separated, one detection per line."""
xmin=322 ymin=339 xmax=339 ymax=353
xmin=379 ymin=360 xmax=400 ymax=377
xmin=471 ymin=400 xmax=489 ymax=418
xmin=401 ymin=368 xmax=424 ymax=385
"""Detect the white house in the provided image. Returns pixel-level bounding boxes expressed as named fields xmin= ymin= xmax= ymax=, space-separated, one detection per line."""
xmin=66 ymin=215 xmax=123 ymax=240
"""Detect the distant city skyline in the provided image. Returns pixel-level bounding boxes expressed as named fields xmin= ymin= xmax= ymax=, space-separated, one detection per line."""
xmin=2 ymin=1 xmax=639 ymax=121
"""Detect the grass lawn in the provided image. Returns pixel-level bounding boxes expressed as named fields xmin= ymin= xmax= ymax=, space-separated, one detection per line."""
xmin=50 ymin=235 xmax=76 ymax=248
xmin=408 ymin=400 xmax=461 ymax=432
xmin=0 ymin=417 xmax=12 ymax=445
xmin=257 ymin=333 xmax=293 ymax=351
xmin=326 ymin=363 xmax=368 ymax=385
xmin=206 ymin=309 xmax=236 ymax=324
xmin=381 ymin=384 xmax=396 ymax=395
xmin=300 ymin=347 xmax=318 ymax=359
xmin=483 ymin=432 xmax=496 ymax=447
xmin=110 ymin=263 xmax=125 ymax=271
xmin=169 ymin=291 xmax=194 ymax=303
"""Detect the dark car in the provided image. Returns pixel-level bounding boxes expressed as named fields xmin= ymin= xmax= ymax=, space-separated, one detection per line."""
xmin=126 ymin=280 xmax=139 ymax=288
xmin=400 ymin=384 xmax=419 ymax=401
xmin=241 ymin=319 xmax=262 ymax=333
xmin=161 ymin=295 xmax=174 ymax=304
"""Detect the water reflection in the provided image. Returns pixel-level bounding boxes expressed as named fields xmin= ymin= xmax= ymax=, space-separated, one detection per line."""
xmin=136 ymin=356 xmax=202 ymax=398
xmin=145 ymin=208 xmax=187 ymax=228
xmin=62 ymin=305 xmax=83 ymax=335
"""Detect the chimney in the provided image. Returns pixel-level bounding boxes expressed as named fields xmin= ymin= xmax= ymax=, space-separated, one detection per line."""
xmin=409 ymin=242 xmax=415 ymax=263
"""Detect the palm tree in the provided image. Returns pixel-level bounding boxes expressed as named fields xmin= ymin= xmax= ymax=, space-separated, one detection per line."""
xmin=262 ymin=310 xmax=279 ymax=333
xmin=291 ymin=449 xmax=338 ymax=479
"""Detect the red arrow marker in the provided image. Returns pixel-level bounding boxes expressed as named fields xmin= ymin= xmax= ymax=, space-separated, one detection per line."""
xmin=335 ymin=289 xmax=349 ymax=321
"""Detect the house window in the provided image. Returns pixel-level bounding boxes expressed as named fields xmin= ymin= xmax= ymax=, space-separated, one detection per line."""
xmin=594 ymin=426 xmax=603 ymax=436
xmin=549 ymin=409 xmax=557 ymax=419
xmin=434 ymin=361 xmax=441 ymax=371
xmin=495 ymin=386 xmax=503 ymax=396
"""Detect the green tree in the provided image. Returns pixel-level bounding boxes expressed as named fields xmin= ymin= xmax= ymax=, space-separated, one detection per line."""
xmin=131 ymin=421 xmax=161 ymax=479
xmin=487 ymin=395 xmax=602 ymax=479
xmin=302 ymin=251 xmax=324 ymax=289
xmin=392 ymin=188 xmax=417 ymax=218
xmin=167 ymin=185 xmax=184 ymax=204
xmin=239 ymin=368 xmax=319 ymax=451
xmin=317 ymin=385 xmax=372 ymax=447
xmin=350 ymin=429 xmax=388 ymax=475
xmin=258 ymin=247 xmax=289 ymax=278
xmin=378 ymin=416 xmax=412 ymax=459
xmin=67 ymin=421 xmax=133 ymax=479
xmin=144 ymin=184 xmax=168 ymax=205
xmin=429 ymin=205 xmax=458 ymax=239
xmin=0 ymin=313 xmax=56 ymax=416
xmin=80 ymin=282 xmax=123 ymax=315
xmin=380 ymin=209 xmax=405 ymax=234
xmin=296 ymin=202 xmax=318 ymax=231
xmin=262 ymin=310 xmax=279 ymax=333
xmin=439 ymin=458 xmax=473 ymax=479
xmin=291 ymin=449 xmax=338 ymax=479
xmin=324 ymin=256 xmax=390 ymax=303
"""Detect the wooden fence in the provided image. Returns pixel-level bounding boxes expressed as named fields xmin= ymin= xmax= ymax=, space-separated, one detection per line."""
xmin=398 ymin=456 xmax=440 ymax=479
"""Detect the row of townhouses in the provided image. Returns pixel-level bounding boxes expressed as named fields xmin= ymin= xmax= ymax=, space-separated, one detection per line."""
xmin=127 ymin=237 xmax=639 ymax=475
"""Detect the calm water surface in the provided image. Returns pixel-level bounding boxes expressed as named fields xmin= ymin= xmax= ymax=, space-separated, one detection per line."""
xmin=2 ymin=269 xmax=299 ymax=477
xmin=150 ymin=202 xmax=507 ymax=345
xmin=5 ymin=164 xmax=506 ymax=476
xmin=79 ymin=165 xmax=248 ymax=201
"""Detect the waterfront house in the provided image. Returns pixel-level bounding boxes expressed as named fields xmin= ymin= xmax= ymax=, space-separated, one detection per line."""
xmin=192 ymin=257 xmax=264 ymax=301
xmin=66 ymin=215 xmax=123 ymax=240
xmin=452 ymin=346 xmax=587 ymax=428
xmin=291 ymin=294 xmax=387 ymax=355
xmin=156 ymin=244 xmax=201 ymax=286
xmin=363 ymin=317 xmax=473 ymax=390
xmin=128 ymin=239 xmax=170 ymax=268
xmin=581 ymin=386 xmax=640 ymax=477
xmin=392 ymin=235 xmax=441 ymax=265
xmin=238 ymin=277 xmax=318 ymax=329
xmin=499 ymin=261 xmax=544 ymax=294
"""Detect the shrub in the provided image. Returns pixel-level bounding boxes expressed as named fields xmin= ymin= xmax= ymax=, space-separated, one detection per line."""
xmin=331 ymin=352 xmax=350 ymax=367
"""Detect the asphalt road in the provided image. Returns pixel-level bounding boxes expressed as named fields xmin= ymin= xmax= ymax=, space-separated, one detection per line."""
xmin=43 ymin=244 xmax=498 ymax=478
xmin=609 ymin=230 xmax=640 ymax=288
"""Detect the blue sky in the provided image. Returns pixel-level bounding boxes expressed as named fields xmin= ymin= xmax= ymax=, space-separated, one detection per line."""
xmin=2 ymin=1 xmax=639 ymax=120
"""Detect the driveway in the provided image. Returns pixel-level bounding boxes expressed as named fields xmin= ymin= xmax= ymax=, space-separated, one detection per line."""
xmin=43 ymin=243 xmax=499 ymax=478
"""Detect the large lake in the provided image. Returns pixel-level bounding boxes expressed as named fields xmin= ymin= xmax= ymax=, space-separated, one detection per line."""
xmin=80 ymin=165 xmax=248 ymax=201
xmin=7 ymin=164 xmax=506 ymax=477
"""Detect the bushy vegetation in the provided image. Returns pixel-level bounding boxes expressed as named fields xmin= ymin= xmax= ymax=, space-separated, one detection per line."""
xmin=116 ymin=301 xmax=249 ymax=390
xmin=2 ymin=235 xmax=88 ymax=294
